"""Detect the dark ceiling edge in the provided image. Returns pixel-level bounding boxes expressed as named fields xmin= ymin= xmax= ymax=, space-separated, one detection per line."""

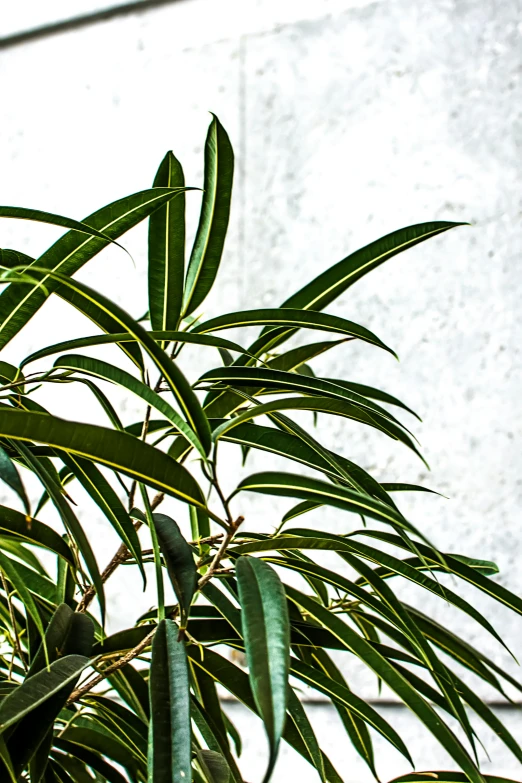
xmin=0 ymin=0 xmax=186 ymax=50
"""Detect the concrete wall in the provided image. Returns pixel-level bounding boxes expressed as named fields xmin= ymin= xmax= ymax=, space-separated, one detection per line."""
xmin=0 ymin=0 xmax=521 ymax=779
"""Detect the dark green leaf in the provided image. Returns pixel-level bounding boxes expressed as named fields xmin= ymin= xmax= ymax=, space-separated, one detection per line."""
xmin=153 ymin=513 xmax=197 ymax=630
xmin=0 ymin=505 xmax=73 ymax=566
xmin=0 ymin=655 xmax=89 ymax=731
xmin=149 ymin=152 xmax=186 ymax=332
xmin=148 ymin=619 xmax=191 ymax=783
xmin=236 ymin=556 xmax=290 ymax=783
xmin=0 ymin=409 xmax=205 ymax=508
xmin=0 ymin=187 xmax=192 ymax=350
xmin=194 ymin=308 xmax=395 ymax=357
xmin=183 ymin=115 xmax=234 ymax=316
xmin=0 ymin=444 xmax=30 ymax=516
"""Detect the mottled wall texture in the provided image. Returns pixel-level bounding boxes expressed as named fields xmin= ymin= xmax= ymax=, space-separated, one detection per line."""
xmin=0 ymin=0 xmax=520 ymax=779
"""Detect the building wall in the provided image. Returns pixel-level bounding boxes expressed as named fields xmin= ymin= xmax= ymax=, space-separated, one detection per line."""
xmin=0 ymin=0 xmax=521 ymax=779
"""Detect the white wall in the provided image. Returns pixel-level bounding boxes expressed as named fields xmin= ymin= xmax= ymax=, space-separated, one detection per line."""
xmin=0 ymin=0 xmax=521 ymax=779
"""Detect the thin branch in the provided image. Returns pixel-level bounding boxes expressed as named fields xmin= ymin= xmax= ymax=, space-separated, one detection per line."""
xmin=67 ymin=626 xmax=156 ymax=704
xmin=198 ymin=516 xmax=244 ymax=591
xmin=0 ymin=570 xmax=27 ymax=674
xmin=76 ymin=490 xmax=165 ymax=613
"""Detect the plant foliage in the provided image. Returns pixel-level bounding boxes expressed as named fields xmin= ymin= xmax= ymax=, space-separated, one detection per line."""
xmin=0 ymin=115 xmax=519 ymax=783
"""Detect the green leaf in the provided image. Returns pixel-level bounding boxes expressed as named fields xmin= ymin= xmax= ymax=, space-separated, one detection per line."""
xmin=0 ymin=361 xmax=26 ymax=394
xmin=148 ymin=619 xmax=191 ymax=783
xmin=194 ymin=308 xmax=395 ymax=357
xmin=7 ymin=268 xmax=212 ymax=455
xmin=233 ymin=473 xmax=418 ymax=535
xmin=59 ymin=453 xmax=145 ymax=584
xmin=22 ymin=330 xmax=249 ymax=369
xmin=149 ymin=152 xmax=186 ymax=332
xmin=388 ymin=775 xmax=521 ymax=783
xmin=213 ymin=398 xmax=424 ymax=464
xmin=303 ymin=648 xmax=378 ymax=779
xmin=354 ymin=530 xmax=522 ymax=617
xmin=236 ymin=556 xmax=290 ymax=783
xmin=14 ymin=440 xmax=106 ymax=623
xmin=0 ymin=187 xmax=191 ymax=350
xmin=0 ymin=655 xmax=89 ymax=731
xmin=0 ymin=547 xmax=46 ymax=639
xmin=285 ymin=586 xmax=485 ymax=783
xmin=0 ymin=445 xmax=30 ymax=515
xmin=53 ymin=739 xmax=128 ymax=783
xmin=152 ymin=513 xmax=197 ymax=630
xmin=54 ymin=353 xmax=207 ymax=458
xmin=253 ymin=222 xmax=466 ymax=355
xmin=268 ymin=340 xmax=348 ymax=372
xmin=183 ymin=115 xmax=234 ymax=317
xmin=0 ymin=205 xmax=131 ymax=246
xmin=286 ymin=689 xmax=326 ymax=783
xmin=196 ymin=749 xmax=231 ymax=783
xmin=0 ymin=409 xmax=205 ymax=508
xmin=200 ymin=367 xmax=406 ymax=427
xmin=320 ymin=378 xmax=420 ymax=420
xmin=290 ymin=654 xmax=410 ymax=765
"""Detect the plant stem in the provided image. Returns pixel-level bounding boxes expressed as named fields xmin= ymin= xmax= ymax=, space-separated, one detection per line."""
xmin=67 ymin=627 xmax=156 ymax=704
xmin=198 ymin=516 xmax=244 ymax=591
xmin=0 ymin=569 xmax=27 ymax=675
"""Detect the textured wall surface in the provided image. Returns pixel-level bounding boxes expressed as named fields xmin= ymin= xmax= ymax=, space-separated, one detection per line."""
xmin=0 ymin=0 xmax=520 ymax=779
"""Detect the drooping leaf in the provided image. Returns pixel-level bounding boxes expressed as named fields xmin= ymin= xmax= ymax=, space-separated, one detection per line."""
xmin=213 ymin=398 xmax=424 ymax=464
xmin=0 ymin=409 xmax=205 ymax=508
xmin=183 ymin=115 xmax=234 ymax=317
xmin=194 ymin=308 xmax=395 ymax=357
xmin=0 ymin=187 xmax=192 ymax=350
xmin=0 ymin=444 xmax=30 ymax=516
xmin=54 ymin=353 xmax=207 ymax=458
xmin=148 ymin=619 xmax=191 ymax=783
xmin=59 ymin=453 xmax=145 ymax=583
xmin=149 ymin=152 xmax=186 ymax=332
xmin=285 ymin=585 xmax=485 ymax=783
xmin=152 ymin=513 xmax=197 ymax=630
xmin=0 ymin=655 xmax=89 ymax=731
xmin=22 ymin=330 xmax=249 ymax=369
xmin=236 ymin=556 xmax=290 ymax=783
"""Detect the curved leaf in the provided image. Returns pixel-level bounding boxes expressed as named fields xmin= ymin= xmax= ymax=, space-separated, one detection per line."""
xmin=0 ymin=655 xmax=89 ymax=731
xmin=153 ymin=513 xmax=197 ymax=630
xmin=54 ymin=353 xmax=206 ymax=458
xmin=194 ymin=308 xmax=395 ymax=356
xmin=183 ymin=115 xmax=234 ymax=317
xmin=22 ymin=330 xmax=249 ymax=369
xmin=0 ymin=505 xmax=74 ymax=567
xmin=286 ymin=585 xmax=485 ymax=783
xmin=0 ymin=444 xmax=30 ymax=515
xmin=0 ymin=187 xmax=192 ymax=350
xmin=0 ymin=409 xmax=205 ymax=507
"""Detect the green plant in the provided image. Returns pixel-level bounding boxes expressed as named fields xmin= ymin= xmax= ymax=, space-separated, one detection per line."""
xmin=0 ymin=115 xmax=519 ymax=783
